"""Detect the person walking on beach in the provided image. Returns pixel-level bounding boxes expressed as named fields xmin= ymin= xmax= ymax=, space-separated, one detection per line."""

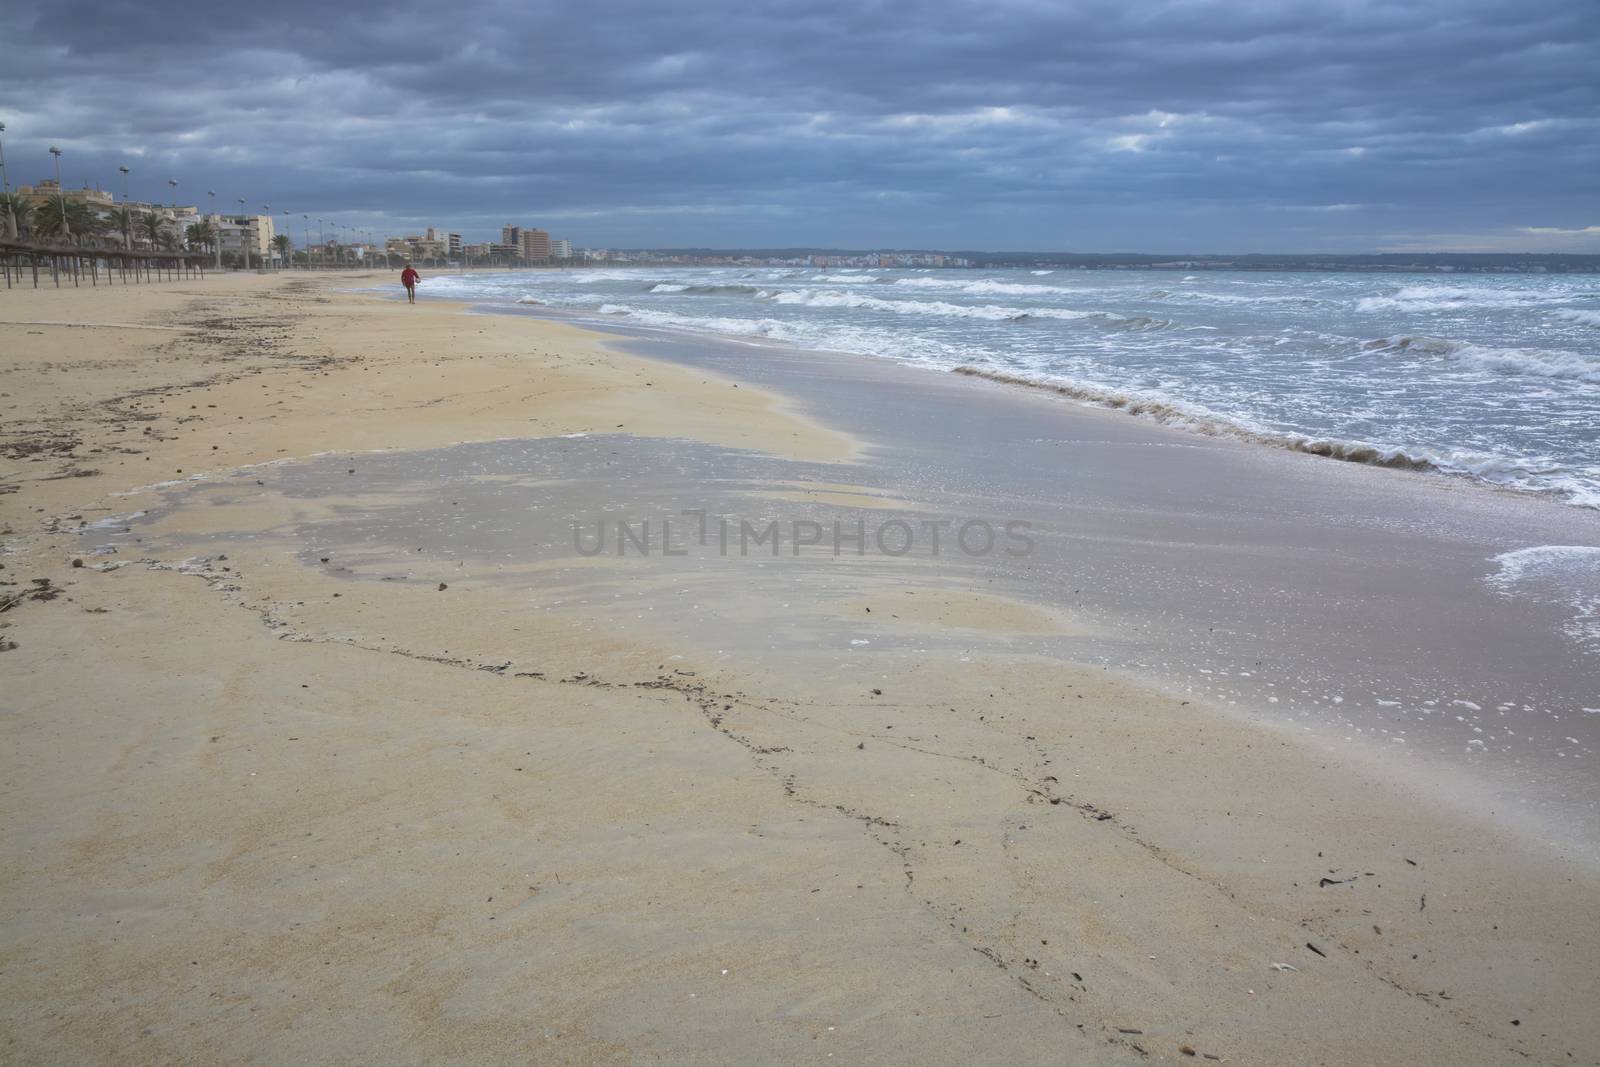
xmin=400 ymin=263 xmax=421 ymax=304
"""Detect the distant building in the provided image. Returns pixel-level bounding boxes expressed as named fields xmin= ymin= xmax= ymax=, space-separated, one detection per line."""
xmin=17 ymin=178 xmax=114 ymax=211
xmin=501 ymin=224 xmax=522 ymax=246
xmin=388 ymin=233 xmax=447 ymax=261
xmin=552 ymin=238 xmax=572 ymax=259
xmin=424 ymin=227 xmax=462 ymax=255
xmin=520 ymin=228 xmax=551 ymax=262
xmin=214 ymin=213 xmax=275 ymax=265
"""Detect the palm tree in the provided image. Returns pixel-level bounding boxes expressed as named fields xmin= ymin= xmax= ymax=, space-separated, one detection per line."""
xmin=34 ymin=198 xmax=100 ymax=244
xmin=107 ymin=205 xmax=135 ymax=249
xmin=138 ymin=211 xmax=165 ymax=249
xmin=186 ymin=220 xmax=216 ymax=255
xmin=0 ymin=192 xmax=33 ymax=240
xmin=158 ymin=231 xmax=178 ymax=252
xmin=272 ymin=233 xmax=291 ymax=267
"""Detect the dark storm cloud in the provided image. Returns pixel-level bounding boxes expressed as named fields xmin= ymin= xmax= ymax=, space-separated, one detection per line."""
xmin=2 ymin=0 xmax=1596 ymax=249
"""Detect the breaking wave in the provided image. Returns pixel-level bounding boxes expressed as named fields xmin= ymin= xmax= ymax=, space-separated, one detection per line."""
xmin=1356 ymin=284 xmax=1577 ymax=313
xmin=595 ymin=304 xmax=794 ymax=340
xmin=1366 ymin=334 xmax=1600 ymax=383
xmin=954 ymin=366 xmax=1430 ymax=468
xmin=762 ymin=288 xmax=1118 ymax=323
xmin=891 ymin=276 xmax=1093 ymax=297
xmin=950 ymin=365 xmax=1598 ymax=507
xmin=648 ymin=282 xmax=765 ymax=296
xmin=1146 ymin=288 xmax=1326 ymax=307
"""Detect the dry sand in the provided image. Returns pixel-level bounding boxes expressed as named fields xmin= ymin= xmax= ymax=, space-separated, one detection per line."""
xmin=3 ymin=272 xmax=1597 ymax=1065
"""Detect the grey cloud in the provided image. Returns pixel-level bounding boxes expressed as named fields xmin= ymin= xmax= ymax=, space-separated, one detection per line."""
xmin=2 ymin=0 xmax=1596 ymax=249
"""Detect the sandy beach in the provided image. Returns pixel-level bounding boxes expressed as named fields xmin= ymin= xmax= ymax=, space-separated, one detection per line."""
xmin=4 ymin=272 xmax=1599 ymax=1065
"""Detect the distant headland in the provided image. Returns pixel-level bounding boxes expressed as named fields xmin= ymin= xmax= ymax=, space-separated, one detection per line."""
xmin=603 ymin=249 xmax=1600 ymax=273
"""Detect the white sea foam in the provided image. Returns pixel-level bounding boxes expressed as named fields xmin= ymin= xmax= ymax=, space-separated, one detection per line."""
xmin=891 ymin=276 xmax=1093 ymax=297
xmin=1555 ymin=309 xmax=1600 ymax=327
xmin=595 ymin=304 xmax=795 ymax=340
xmin=764 ymin=288 xmax=1105 ymax=322
xmin=1486 ymin=545 xmax=1600 ymax=651
xmin=1147 ymin=288 xmax=1325 ymax=306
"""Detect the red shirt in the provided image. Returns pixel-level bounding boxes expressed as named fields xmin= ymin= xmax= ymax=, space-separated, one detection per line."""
xmin=401 ymin=268 xmax=420 ymax=287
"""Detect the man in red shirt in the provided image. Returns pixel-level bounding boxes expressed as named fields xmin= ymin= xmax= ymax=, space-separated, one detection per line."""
xmin=400 ymin=264 xmax=420 ymax=303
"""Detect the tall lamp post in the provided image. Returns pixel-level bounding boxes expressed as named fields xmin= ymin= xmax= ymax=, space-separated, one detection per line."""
xmin=317 ymin=218 xmax=325 ymax=268
xmin=2 ymin=122 xmax=20 ymax=240
xmin=117 ymin=165 xmax=131 ymax=249
xmin=48 ymin=145 xmax=69 ymax=242
xmin=237 ymin=197 xmax=248 ymax=269
xmin=208 ymin=190 xmax=221 ymax=270
xmin=281 ymin=208 xmax=290 ymax=269
xmin=262 ymin=204 xmax=271 ymax=269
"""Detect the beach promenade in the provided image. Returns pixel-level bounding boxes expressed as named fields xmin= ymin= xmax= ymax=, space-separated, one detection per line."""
xmin=3 ymin=273 xmax=1597 ymax=1065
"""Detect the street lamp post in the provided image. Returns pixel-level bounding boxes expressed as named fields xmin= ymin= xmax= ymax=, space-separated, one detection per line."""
xmin=237 ymin=197 xmax=248 ymax=269
xmin=208 ymin=190 xmax=221 ymax=270
xmin=48 ymin=146 xmax=68 ymax=242
xmin=281 ymin=208 xmax=290 ymax=269
xmin=302 ymin=215 xmax=310 ymax=270
xmin=317 ymin=218 xmax=324 ymax=268
xmin=117 ymin=165 xmax=130 ymax=249
xmin=2 ymin=122 xmax=20 ymax=241
xmin=263 ymin=204 xmax=271 ymax=269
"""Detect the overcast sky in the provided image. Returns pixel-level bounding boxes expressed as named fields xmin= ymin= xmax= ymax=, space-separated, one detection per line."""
xmin=3 ymin=0 xmax=1596 ymax=252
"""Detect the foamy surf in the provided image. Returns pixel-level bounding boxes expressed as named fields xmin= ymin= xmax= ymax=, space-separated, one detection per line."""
xmin=1487 ymin=546 xmax=1600 ymax=652
xmin=418 ymin=265 xmax=1600 ymax=509
xmin=1365 ymin=334 xmax=1600 ymax=383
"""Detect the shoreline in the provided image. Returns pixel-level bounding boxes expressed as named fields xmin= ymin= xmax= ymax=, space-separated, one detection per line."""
xmin=483 ymin=296 xmax=1600 ymax=847
xmin=440 ymin=267 xmax=1600 ymax=514
xmin=4 ymin=272 xmax=1599 ymax=1064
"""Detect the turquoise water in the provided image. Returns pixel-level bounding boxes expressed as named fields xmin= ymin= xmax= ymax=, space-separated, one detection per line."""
xmin=418 ymin=266 xmax=1600 ymax=508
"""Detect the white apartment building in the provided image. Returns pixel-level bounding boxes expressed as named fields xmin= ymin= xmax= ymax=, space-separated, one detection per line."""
xmin=213 ymin=214 xmax=276 ymax=266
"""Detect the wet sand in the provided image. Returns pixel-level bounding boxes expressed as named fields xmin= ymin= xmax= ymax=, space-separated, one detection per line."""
xmin=3 ymin=273 xmax=1599 ymax=1065
xmin=509 ymin=310 xmax=1600 ymax=853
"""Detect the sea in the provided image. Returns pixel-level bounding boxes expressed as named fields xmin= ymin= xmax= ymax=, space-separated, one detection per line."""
xmin=416 ymin=266 xmax=1600 ymax=509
